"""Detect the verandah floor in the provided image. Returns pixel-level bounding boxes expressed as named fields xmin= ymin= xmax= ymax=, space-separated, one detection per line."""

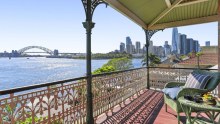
xmin=96 ymin=89 xmax=186 ymax=124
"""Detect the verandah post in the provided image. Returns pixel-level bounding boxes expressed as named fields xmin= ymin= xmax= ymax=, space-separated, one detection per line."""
xmin=143 ymin=29 xmax=162 ymax=89
xmin=144 ymin=30 xmax=150 ymax=89
xmin=81 ymin=0 xmax=107 ymax=123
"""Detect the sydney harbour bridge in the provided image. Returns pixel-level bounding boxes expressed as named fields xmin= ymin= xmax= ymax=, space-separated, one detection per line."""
xmin=17 ymin=46 xmax=55 ymax=55
xmin=4 ymin=46 xmax=81 ymax=57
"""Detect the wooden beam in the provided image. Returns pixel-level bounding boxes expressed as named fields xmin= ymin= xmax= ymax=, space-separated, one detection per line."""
xmin=103 ymin=0 xmax=147 ymax=29
xmin=176 ymin=0 xmax=209 ymax=7
xmin=149 ymin=15 xmax=218 ymax=30
xmin=148 ymin=0 xmax=183 ymax=28
xmin=165 ymin=0 xmax=172 ymax=8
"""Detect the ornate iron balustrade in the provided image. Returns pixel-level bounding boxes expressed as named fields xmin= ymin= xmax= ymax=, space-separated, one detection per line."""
xmin=92 ymin=68 xmax=147 ymax=118
xmin=0 ymin=67 xmax=147 ymax=124
xmin=0 ymin=77 xmax=88 ymax=124
xmin=0 ymin=67 xmax=218 ymax=123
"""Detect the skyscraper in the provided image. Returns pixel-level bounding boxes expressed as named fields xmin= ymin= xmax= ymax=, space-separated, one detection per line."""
xmin=185 ymin=39 xmax=191 ymax=54
xmin=164 ymin=41 xmax=171 ymax=56
xmin=126 ymin=36 xmax=132 ymax=46
xmin=132 ymin=45 xmax=136 ymax=53
xmin=126 ymin=44 xmax=133 ymax=54
xmin=194 ymin=40 xmax=199 ymax=52
xmin=205 ymin=41 xmax=210 ymax=46
xmin=179 ymin=34 xmax=187 ymax=54
xmin=149 ymin=41 xmax=153 ymax=54
xmin=172 ymin=28 xmax=178 ymax=54
xmin=120 ymin=42 xmax=125 ymax=53
xmin=135 ymin=41 xmax=141 ymax=54
xmin=177 ymin=33 xmax=181 ymax=54
xmin=126 ymin=36 xmax=133 ymax=54
xmin=189 ymin=39 xmax=194 ymax=52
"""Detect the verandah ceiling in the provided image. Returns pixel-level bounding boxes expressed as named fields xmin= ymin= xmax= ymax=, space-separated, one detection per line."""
xmin=104 ymin=0 xmax=218 ymax=30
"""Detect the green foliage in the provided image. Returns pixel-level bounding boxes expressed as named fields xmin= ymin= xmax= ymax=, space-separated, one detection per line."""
xmin=5 ymin=105 xmax=13 ymax=114
xmin=92 ymin=53 xmax=132 ymax=59
xmin=188 ymin=52 xmax=192 ymax=56
xmin=142 ymin=53 xmax=161 ymax=67
xmin=93 ymin=57 xmax=133 ymax=74
xmin=3 ymin=105 xmax=60 ymax=124
xmin=180 ymin=55 xmax=187 ymax=60
xmin=3 ymin=105 xmax=15 ymax=121
xmin=92 ymin=65 xmax=115 ymax=74
xmin=196 ymin=52 xmax=203 ymax=56
xmin=18 ymin=117 xmax=44 ymax=124
xmin=103 ymin=57 xmax=133 ymax=71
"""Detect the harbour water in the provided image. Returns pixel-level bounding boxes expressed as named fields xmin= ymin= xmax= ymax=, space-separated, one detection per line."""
xmin=0 ymin=57 xmax=142 ymax=90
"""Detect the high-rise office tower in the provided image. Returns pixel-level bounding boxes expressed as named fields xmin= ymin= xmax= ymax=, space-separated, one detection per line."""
xmin=185 ymin=39 xmax=191 ymax=54
xmin=179 ymin=34 xmax=187 ymax=54
xmin=198 ymin=43 xmax=201 ymax=52
xmin=126 ymin=36 xmax=132 ymax=46
xmin=172 ymin=28 xmax=178 ymax=54
xmin=132 ymin=45 xmax=135 ymax=53
xmin=205 ymin=41 xmax=210 ymax=46
xmin=120 ymin=42 xmax=125 ymax=53
xmin=179 ymin=34 xmax=184 ymax=54
xmin=164 ymin=41 xmax=171 ymax=56
xmin=149 ymin=41 xmax=153 ymax=54
xmin=126 ymin=36 xmax=132 ymax=54
xmin=194 ymin=40 xmax=199 ymax=52
xmin=126 ymin=44 xmax=133 ymax=54
xmin=135 ymin=41 xmax=141 ymax=54
xmin=189 ymin=39 xmax=195 ymax=52
xmin=177 ymin=33 xmax=181 ymax=54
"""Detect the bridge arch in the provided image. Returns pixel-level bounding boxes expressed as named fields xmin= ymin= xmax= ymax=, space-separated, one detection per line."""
xmin=18 ymin=46 xmax=54 ymax=55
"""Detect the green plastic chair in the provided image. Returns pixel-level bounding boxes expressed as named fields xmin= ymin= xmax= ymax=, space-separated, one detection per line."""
xmin=164 ymin=70 xmax=220 ymax=124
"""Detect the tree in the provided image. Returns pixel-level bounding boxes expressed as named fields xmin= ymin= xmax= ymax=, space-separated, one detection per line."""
xmin=196 ymin=52 xmax=203 ymax=69
xmin=103 ymin=57 xmax=133 ymax=71
xmin=180 ymin=55 xmax=187 ymax=60
xmin=142 ymin=53 xmax=161 ymax=67
xmin=92 ymin=57 xmax=133 ymax=74
xmin=92 ymin=65 xmax=115 ymax=74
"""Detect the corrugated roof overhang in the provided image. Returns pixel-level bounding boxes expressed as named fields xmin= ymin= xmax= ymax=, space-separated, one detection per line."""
xmin=104 ymin=0 xmax=218 ymax=30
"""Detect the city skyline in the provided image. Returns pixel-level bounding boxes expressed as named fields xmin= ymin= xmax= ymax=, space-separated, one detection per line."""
xmin=0 ymin=0 xmax=218 ymax=53
xmin=117 ymin=27 xmax=209 ymax=57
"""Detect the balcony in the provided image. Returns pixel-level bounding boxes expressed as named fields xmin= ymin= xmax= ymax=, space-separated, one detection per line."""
xmin=0 ymin=0 xmax=219 ymax=123
xmin=0 ymin=67 xmax=217 ymax=124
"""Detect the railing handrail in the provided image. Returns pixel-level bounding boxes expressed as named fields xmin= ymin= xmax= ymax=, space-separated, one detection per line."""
xmin=92 ymin=67 xmax=147 ymax=77
xmin=148 ymin=66 xmax=218 ymax=71
xmin=0 ymin=67 xmax=147 ymax=95
xmin=0 ymin=76 xmax=87 ymax=95
xmin=0 ymin=66 xmax=217 ymax=95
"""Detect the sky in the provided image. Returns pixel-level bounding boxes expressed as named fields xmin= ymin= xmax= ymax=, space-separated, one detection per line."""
xmin=0 ymin=0 xmax=218 ymax=53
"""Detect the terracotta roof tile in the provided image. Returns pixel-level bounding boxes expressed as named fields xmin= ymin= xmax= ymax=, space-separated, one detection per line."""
xmin=178 ymin=53 xmax=217 ymax=65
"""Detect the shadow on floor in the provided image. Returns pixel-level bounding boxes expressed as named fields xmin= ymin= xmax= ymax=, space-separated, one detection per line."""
xmin=102 ymin=90 xmax=165 ymax=124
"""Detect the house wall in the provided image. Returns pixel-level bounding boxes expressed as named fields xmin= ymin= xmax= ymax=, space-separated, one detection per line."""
xmin=201 ymin=46 xmax=218 ymax=54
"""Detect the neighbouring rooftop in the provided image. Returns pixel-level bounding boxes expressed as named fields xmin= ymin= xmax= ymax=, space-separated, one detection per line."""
xmin=178 ymin=53 xmax=218 ymax=65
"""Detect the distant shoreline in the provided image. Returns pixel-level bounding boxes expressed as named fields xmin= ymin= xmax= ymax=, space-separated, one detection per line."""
xmin=0 ymin=56 xmax=144 ymax=60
